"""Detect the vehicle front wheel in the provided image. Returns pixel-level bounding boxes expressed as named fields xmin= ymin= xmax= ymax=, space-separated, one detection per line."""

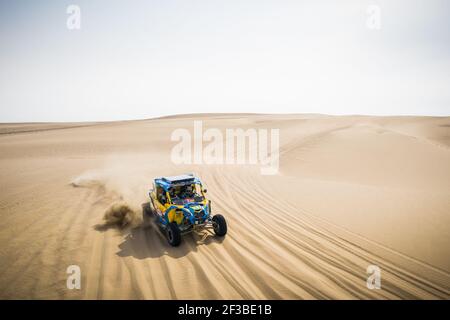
xmin=166 ymin=222 xmax=181 ymax=246
xmin=212 ymin=214 xmax=227 ymax=237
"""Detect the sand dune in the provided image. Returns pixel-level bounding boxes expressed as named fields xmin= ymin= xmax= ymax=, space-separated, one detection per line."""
xmin=0 ymin=114 xmax=449 ymax=299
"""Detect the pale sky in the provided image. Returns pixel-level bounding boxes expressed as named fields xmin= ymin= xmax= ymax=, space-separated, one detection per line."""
xmin=0 ymin=0 xmax=449 ymax=122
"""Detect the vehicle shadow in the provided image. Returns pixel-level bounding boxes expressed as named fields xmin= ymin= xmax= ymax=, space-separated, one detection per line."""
xmin=115 ymin=204 xmax=224 ymax=259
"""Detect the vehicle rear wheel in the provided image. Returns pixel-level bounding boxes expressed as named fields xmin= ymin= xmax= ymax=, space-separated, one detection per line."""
xmin=142 ymin=202 xmax=152 ymax=216
xmin=166 ymin=222 xmax=181 ymax=246
xmin=212 ymin=214 xmax=227 ymax=236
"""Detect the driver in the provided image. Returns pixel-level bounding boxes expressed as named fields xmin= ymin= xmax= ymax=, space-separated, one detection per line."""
xmin=180 ymin=185 xmax=194 ymax=199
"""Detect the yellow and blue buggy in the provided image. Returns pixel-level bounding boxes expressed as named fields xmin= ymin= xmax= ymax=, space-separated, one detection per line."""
xmin=146 ymin=173 xmax=227 ymax=246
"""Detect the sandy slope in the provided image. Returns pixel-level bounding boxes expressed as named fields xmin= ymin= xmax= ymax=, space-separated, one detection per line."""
xmin=0 ymin=114 xmax=449 ymax=299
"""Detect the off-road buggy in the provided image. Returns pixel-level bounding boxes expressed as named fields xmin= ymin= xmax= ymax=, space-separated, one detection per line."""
xmin=145 ymin=173 xmax=227 ymax=246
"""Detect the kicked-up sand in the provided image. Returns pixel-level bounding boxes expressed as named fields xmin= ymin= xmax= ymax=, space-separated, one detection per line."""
xmin=0 ymin=114 xmax=449 ymax=299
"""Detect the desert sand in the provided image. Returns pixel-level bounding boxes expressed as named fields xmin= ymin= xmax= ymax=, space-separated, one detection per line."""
xmin=0 ymin=114 xmax=449 ymax=299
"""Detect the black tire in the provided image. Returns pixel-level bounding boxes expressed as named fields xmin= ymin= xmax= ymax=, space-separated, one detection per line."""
xmin=212 ymin=214 xmax=227 ymax=237
xmin=166 ymin=222 xmax=181 ymax=246
xmin=142 ymin=202 xmax=152 ymax=216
